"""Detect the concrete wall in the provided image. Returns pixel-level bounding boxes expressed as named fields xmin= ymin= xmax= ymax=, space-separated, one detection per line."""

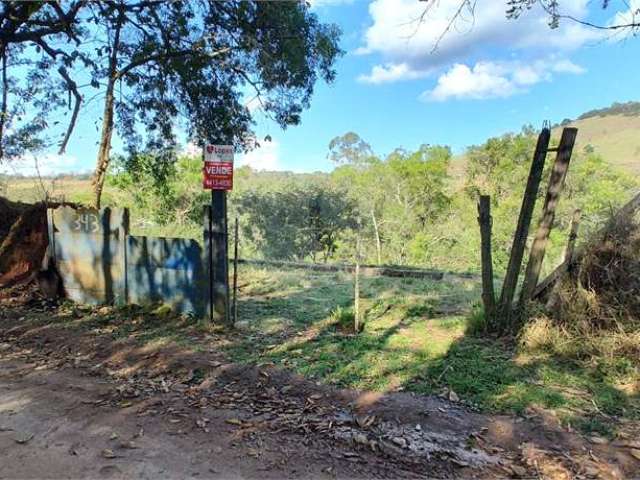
xmin=48 ymin=206 xmax=206 ymax=317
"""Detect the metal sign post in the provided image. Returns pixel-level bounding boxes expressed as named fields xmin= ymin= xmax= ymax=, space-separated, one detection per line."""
xmin=203 ymin=144 xmax=234 ymax=325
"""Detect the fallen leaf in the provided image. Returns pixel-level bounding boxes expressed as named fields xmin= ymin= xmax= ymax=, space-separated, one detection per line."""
xmin=511 ymin=465 xmax=527 ymax=477
xmin=14 ymin=432 xmax=34 ymax=444
xmin=448 ymin=390 xmax=460 ymax=402
xmin=356 ymin=415 xmax=376 ymax=428
xmin=109 ymin=432 xmax=119 ymax=440
xmin=119 ymin=441 xmax=139 ymax=449
xmin=630 ymin=449 xmax=640 ymax=461
xmin=589 ymin=436 xmax=608 ymax=445
xmin=225 ymin=418 xmax=243 ymax=426
xmin=391 ymin=437 xmax=407 ymax=448
xmin=102 ymin=448 xmax=117 ymax=459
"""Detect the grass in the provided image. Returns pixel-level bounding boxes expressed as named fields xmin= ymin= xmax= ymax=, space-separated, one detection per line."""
xmin=220 ymin=266 xmax=639 ymax=437
xmin=6 ymin=263 xmax=639 ymax=437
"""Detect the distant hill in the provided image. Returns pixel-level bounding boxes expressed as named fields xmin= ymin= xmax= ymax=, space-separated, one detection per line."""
xmin=553 ymin=104 xmax=640 ymax=176
xmin=450 ymin=101 xmax=640 ymax=182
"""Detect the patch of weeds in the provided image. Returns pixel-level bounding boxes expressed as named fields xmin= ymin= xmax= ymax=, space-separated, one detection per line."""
xmin=405 ymin=302 xmax=434 ymax=318
xmin=465 ymin=303 xmax=488 ymax=335
xmin=573 ymin=416 xmax=615 ymax=438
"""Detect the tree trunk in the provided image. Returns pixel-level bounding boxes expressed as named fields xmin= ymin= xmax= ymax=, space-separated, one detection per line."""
xmin=92 ymin=75 xmax=116 ymax=209
xmin=0 ymin=47 xmax=7 ymax=160
xmin=371 ymin=208 xmax=381 ymax=265
xmin=91 ymin=12 xmax=122 ymax=210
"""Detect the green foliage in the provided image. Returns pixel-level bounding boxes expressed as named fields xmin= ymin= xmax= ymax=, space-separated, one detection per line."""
xmin=236 ymin=182 xmax=357 ymax=262
xmin=107 ymin=125 xmax=639 ymax=278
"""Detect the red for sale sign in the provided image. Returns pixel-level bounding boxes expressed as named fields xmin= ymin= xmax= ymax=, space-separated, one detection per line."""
xmin=203 ymin=144 xmax=234 ymax=190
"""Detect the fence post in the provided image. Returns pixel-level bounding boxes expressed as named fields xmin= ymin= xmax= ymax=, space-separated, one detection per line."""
xmin=519 ymin=127 xmax=578 ymax=307
xmin=120 ymin=208 xmax=129 ymax=305
xmin=203 ymin=205 xmax=213 ymax=323
xmin=210 ymin=191 xmax=230 ymax=325
xmin=477 ymin=195 xmax=496 ymax=327
xmin=498 ymin=127 xmax=551 ymax=327
xmin=545 ymin=208 xmax=582 ymax=311
xmin=232 ymin=217 xmax=239 ymax=327
xmin=564 ymin=208 xmax=581 ymax=265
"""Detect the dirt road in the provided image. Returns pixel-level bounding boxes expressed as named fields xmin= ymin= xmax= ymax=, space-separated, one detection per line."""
xmin=0 ymin=290 xmax=637 ymax=479
xmin=0 ymin=355 xmax=402 ymax=479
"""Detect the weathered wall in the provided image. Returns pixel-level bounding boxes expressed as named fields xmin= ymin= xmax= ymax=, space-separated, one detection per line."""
xmin=48 ymin=207 xmax=206 ymax=317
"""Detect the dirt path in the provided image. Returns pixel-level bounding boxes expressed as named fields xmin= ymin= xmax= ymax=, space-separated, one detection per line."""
xmin=0 ymin=355 xmax=406 ymax=479
xmin=0 ymin=290 xmax=638 ymax=479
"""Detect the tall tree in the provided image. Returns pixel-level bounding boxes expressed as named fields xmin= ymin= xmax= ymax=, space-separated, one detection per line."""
xmin=80 ymin=0 xmax=341 ymax=208
xmin=0 ymin=1 xmax=84 ymax=161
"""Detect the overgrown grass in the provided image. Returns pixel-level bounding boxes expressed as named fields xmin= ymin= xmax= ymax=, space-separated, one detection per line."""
xmin=12 ymin=264 xmax=638 ymax=437
xmin=222 ymin=266 xmax=639 ymax=437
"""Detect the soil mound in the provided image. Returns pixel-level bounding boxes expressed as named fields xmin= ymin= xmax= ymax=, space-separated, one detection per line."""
xmin=0 ymin=197 xmax=28 ymax=241
xmin=0 ymin=198 xmax=49 ymax=287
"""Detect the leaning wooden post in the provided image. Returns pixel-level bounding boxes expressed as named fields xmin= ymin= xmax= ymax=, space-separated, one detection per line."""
xmin=545 ymin=208 xmax=581 ymax=311
xmin=232 ymin=217 xmax=239 ymax=327
xmin=498 ymin=128 xmax=551 ymax=327
xmin=564 ymin=208 xmax=582 ymax=265
xmin=520 ymin=127 xmax=578 ymax=306
xmin=477 ymin=195 xmax=496 ymax=327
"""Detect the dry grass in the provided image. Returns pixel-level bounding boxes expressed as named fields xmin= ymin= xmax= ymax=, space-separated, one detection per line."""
xmin=522 ymin=214 xmax=640 ymax=361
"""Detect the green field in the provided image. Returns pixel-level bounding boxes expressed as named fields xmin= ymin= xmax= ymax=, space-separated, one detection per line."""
xmin=47 ymin=264 xmax=638 ymax=438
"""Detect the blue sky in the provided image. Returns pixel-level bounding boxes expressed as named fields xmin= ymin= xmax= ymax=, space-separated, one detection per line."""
xmin=7 ymin=0 xmax=640 ymax=175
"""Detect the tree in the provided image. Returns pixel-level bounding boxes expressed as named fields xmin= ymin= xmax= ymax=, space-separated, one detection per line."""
xmin=236 ymin=183 xmax=357 ymax=262
xmin=3 ymin=1 xmax=342 ymax=208
xmin=0 ymin=1 xmax=84 ymax=161
xmin=417 ymin=0 xmax=640 ymax=49
xmin=327 ymin=132 xmax=375 ymax=165
xmin=89 ymin=1 xmax=342 ymax=208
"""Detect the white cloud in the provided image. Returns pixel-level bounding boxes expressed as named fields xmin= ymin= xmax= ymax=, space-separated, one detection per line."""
xmin=237 ymin=139 xmax=281 ymax=171
xmin=422 ymin=58 xmax=585 ymax=102
xmin=358 ymin=0 xmax=600 ymax=85
xmin=424 ymin=62 xmax=518 ymax=101
xmin=357 ymin=62 xmax=431 ymax=84
xmin=0 ymin=153 xmax=86 ymax=176
xmin=308 ymin=0 xmax=353 ymax=8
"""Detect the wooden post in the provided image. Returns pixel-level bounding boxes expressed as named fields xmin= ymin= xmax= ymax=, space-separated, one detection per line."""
xmin=354 ymin=234 xmax=361 ymax=333
xmin=212 ymin=190 xmax=230 ymax=325
xmin=519 ymin=127 xmax=578 ymax=306
xmin=545 ymin=208 xmax=581 ymax=310
xmin=203 ymin=205 xmax=213 ymax=324
xmin=564 ymin=208 xmax=581 ymax=265
xmin=477 ymin=196 xmax=496 ymax=327
xmin=498 ymin=128 xmax=551 ymax=326
xmin=232 ymin=217 xmax=239 ymax=327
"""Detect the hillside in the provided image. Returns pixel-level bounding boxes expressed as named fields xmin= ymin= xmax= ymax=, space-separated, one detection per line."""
xmin=554 ymin=113 xmax=640 ymax=176
xmin=450 ymin=101 xmax=640 ymax=182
